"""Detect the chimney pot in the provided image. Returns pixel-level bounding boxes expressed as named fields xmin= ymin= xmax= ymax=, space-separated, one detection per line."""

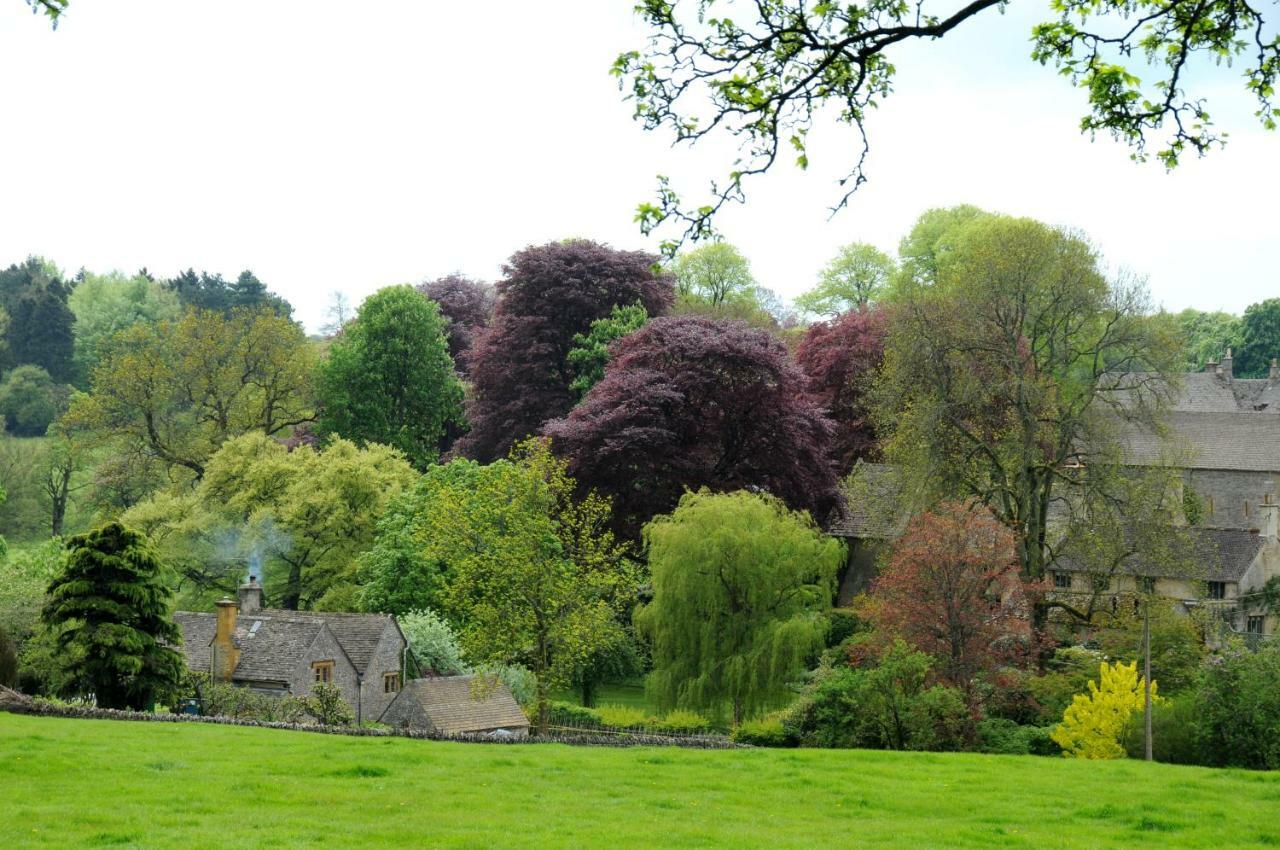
xmin=238 ymin=575 xmax=263 ymax=614
xmin=1270 ymin=358 xmax=1279 ymax=382
xmin=1219 ymin=348 xmax=1234 ymax=382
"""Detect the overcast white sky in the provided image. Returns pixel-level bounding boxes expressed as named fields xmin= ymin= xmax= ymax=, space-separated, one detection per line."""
xmin=1 ymin=1 xmax=1275 ymax=332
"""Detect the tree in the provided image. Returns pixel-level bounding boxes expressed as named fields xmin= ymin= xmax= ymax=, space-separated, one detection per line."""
xmin=66 ymin=307 xmax=316 ymax=480
xmin=1175 ymin=308 xmax=1243 ymax=373
xmin=795 ymin=243 xmax=895 ymax=316
xmin=1052 ymin=660 xmax=1156 ymax=759
xmin=1 ymin=259 xmax=75 ymax=382
xmin=319 ymin=291 xmax=352 ymax=337
xmin=1194 ymin=642 xmax=1280 ymax=770
xmin=123 ymin=433 xmax=417 ymax=610
xmin=870 ymin=501 xmax=1032 ymax=699
xmin=68 ymin=271 xmax=182 ymax=387
xmin=316 ymin=285 xmax=465 ymax=469
xmin=1237 ymin=298 xmax=1280 ymax=378
xmin=547 ymin=315 xmax=839 ymax=538
xmin=794 ymin=307 xmax=888 ymax=475
xmin=398 ymin=609 xmax=468 ymax=676
xmin=416 ymin=439 xmax=639 ymax=732
xmin=874 ymin=215 xmax=1181 ymax=625
xmin=417 ymin=275 xmax=496 ymax=373
xmin=165 ymin=269 xmax=292 ymax=318
xmin=1092 ymin=602 xmax=1206 ymax=694
xmin=566 ymin=301 xmax=648 ymax=398
xmin=669 ymin=242 xmax=757 ymax=307
xmin=894 ymin=205 xmax=990 ymax=289
xmin=41 ymin=522 xmax=184 ymax=710
xmin=38 ymin=423 xmax=91 ymax=537
xmin=0 ymin=365 xmax=68 ymax=436
xmin=456 ymin=240 xmax=673 ymax=462
xmin=617 ymin=4 xmax=1278 ymax=247
xmin=637 ymin=490 xmax=843 ymax=725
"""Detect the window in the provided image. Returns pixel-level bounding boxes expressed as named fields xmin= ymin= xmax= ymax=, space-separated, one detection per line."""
xmin=1053 ymin=572 xmax=1072 ymax=589
xmin=312 ymin=660 xmax=334 ymax=684
xmin=1247 ymin=616 xmax=1264 ymax=635
xmin=1207 ymin=581 xmax=1227 ymax=601
xmin=1137 ymin=576 xmax=1157 ymax=594
xmin=1244 ymin=500 xmax=1251 ymax=518
xmin=383 ymin=672 xmax=401 ymax=694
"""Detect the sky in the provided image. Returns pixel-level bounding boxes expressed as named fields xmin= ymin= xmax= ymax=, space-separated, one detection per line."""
xmin=0 ymin=1 xmax=1275 ymax=333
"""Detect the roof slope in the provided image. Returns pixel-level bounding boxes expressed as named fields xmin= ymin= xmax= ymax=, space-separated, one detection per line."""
xmin=232 ymin=616 xmax=326 ymax=682
xmin=402 ymin=675 xmax=529 ymax=734
xmin=827 ymin=462 xmax=910 ymax=539
xmin=1121 ymin=411 xmax=1280 ymax=472
xmin=1054 ymin=527 xmax=1266 ymax=583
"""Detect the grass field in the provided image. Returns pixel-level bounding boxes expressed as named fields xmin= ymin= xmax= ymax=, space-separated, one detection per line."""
xmin=3 ymin=713 xmax=1280 ymax=849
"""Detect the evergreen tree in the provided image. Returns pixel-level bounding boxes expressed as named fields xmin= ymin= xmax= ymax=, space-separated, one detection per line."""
xmin=0 ymin=258 xmax=75 ymax=382
xmin=41 ymin=522 xmax=183 ymax=710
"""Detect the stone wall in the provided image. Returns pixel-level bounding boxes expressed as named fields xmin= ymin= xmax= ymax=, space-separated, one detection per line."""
xmin=288 ymin=626 xmax=360 ymax=718
xmin=361 ymin=620 xmax=408 ymax=723
xmin=1186 ymin=469 xmax=1279 ymax=529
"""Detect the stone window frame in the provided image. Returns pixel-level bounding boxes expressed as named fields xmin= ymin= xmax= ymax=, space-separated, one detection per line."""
xmin=312 ymin=660 xmax=334 ymax=684
xmin=1137 ymin=576 xmax=1157 ymax=594
xmin=1053 ymin=571 xmax=1072 ymax=589
xmin=1206 ymin=581 xmax=1227 ymax=601
xmin=1247 ymin=615 xmax=1264 ymax=635
xmin=383 ymin=672 xmax=401 ymax=694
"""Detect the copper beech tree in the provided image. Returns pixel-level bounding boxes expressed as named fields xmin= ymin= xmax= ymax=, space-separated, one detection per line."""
xmin=869 ymin=501 xmax=1034 ymax=701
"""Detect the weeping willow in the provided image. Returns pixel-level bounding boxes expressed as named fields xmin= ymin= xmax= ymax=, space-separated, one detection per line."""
xmin=636 ymin=489 xmax=845 ymax=725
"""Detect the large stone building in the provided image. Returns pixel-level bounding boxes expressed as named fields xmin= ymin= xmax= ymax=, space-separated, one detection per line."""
xmin=173 ymin=578 xmax=412 ymax=723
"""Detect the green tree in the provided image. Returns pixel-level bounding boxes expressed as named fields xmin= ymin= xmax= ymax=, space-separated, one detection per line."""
xmin=795 ymin=242 xmax=895 ymax=316
xmin=1236 ymin=298 xmax=1280 ymax=378
xmin=1195 ymin=642 xmax=1280 ymax=770
xmin=0 ymin=538 xmax=62 ymax=642
xmin=415 ymin=439 xmax=639 ymax=732
xmin=316 ymin=285 xmax=464 ymax=469
xmin=668 ymin=242 xmax=757 ymax=308
xmin=124 ymin=432 xmax=417 ymax=610
xmin=874 ymin=215 xmax=1181 ymax=623
xmin=566 ymin=301 xmax=648 ymax=398
xmin=398 ymin=609 xmax=468 ymax=676
xmin=41 ymin=522 xmax=183 ymax=709
xmin=66 ymin=307 xmax=315 ymax=480
xmin=1175 ymin=308 xmax=1242 ymax=372
xmin=68 ymin=270 xmax=181 ymax=388
xmin=636 ymin=489 xmax=844 ymax=725
xmin=0 ymin=365 xmax=68 ymax=436
xmin=1052 ymin=660 xmax=1155 ymax=759
xmin=895 ymin=205 xmax=990 ymax=289
xmin=618 ymin=4 xmax=1278 ymax=247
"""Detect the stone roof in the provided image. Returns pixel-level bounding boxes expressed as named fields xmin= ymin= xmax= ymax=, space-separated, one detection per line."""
xmin=826 ymin=462 xmax=910 ymax=539
xmin=1121 ymin=411 xmax=1280 ymax=472
xmin=1054 ymin=527 xmax=1266 ymax=583
xmin=172 ymin=608 xmax=396 ymax=682
xmin=1171 ymin=372 xmax=1280 ymax=414
xmin=400 ymin=675 xmax=529 ymax=734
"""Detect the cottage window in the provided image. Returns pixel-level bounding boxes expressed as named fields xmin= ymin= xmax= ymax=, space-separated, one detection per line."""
xmin=1247 ymin=616 xmax=1264 ymax=635
xmin=1207 ymin=581 xmax=1227 ymax=601
xmin=1137 ymin=576 xmax=1157 ymax=594
xmin=1053 ymin=572 xmax=1072 ymax=589
xmin=383 ymin=672 xmax=401 ymax=694
xmin=312 ymin=660 xmax=334 ymax=684
xmin=1244 ymin=501 xmax=1251 ymax=518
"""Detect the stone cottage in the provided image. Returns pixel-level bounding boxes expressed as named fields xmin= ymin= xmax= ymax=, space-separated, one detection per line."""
xmin=381 ymin=675 xmax=530 ymax=738
xmin=173 ymin=577 xmax=412 ymax=723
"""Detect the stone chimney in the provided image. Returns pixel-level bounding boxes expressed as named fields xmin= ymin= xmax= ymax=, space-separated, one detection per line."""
xmin=1204 ymin=358 xmax=1219 ymax=373
xmin=1260 ymin=493 xmax=1279 ymax=542
xmin=1270 ymin=358 xmax=1279 ymax=382
xmin=1218 ymin=347 xmax=1234 ymax=382
xmin=238 ymin=575 xmax=263 ymax=614
xmin=211 ymin=599 xmax=240 ymax=682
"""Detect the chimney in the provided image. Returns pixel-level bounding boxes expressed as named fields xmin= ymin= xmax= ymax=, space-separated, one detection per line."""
xmin=1270 ymin=358 xmax=1279 ymax=382
xmin=238 ymin=575 xmax=263 ymax=614
xmin=1260 ymin=493 xmax=1279 ymax=542
xmin=1218 ymin=347 xmax=1233 ymax=382
xmin=211 ymin=599 xmax=240 ymax=682
xmin=1204 ymin=358 xmax=1218 ymax=373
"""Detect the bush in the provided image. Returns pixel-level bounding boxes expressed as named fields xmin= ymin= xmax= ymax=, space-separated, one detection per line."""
xmin=1027 ymin=647 xmax=1104 ymax=724
xmin=825 ymin=608 xmax=864 ymax=648
xmin=597 ymin=703 xmax=650 ymax=728
xmin=474 ymin=664 xmax=536 ymax=708
xmin=652 ymin=709 xmax=713 ymax=734
xmin=732 ymin=714 xmax=797 ymax=747
xmin=1194 ymin=642 xmax=1280 ymax=769
xmin=0 ymin=625 xmax=17 ymax=688
xmin=1093 ymin=603 xmax=1206 ymax=694
xmin=306 ymin=682 xmax=354 ymax=726
xmin=787 ymin=641 xmax=971 ymax=751
xmin=399 ymin=609 xmax=467 ymax=676
xmin=546 ymin=700 xmax=604 ymax=727
xmin=976 ymin=718 xmax=1059 ymax=756
xmin=0 ymin=365 xmax=68 ymax=436
xmin=1121 ymin=695 xmax=1205 ymax=765
xmin=1052 ymin=660 xmax=1154 ymax=759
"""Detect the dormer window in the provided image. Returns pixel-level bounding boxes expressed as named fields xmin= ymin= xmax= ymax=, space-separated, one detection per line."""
xmin=312 ymin=660 xmax=334 ymax=684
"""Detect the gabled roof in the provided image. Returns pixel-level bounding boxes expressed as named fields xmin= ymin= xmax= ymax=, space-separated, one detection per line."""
xmin=398 ymin=675 xmax=529 ymax=734
xmin=172 ymin=611 xmax=216 ymax=674
xmin=1054 ymin=527 xmax=1266 ymax=583
xmin=233 ymin=616 xmax=328 ymax=683
xmin=1170 ymin=372 xmax=1280 ymax=414
xmin=826 ymin=462 xmax=910 ymax=539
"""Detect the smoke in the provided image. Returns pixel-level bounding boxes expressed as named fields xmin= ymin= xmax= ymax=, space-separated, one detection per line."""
xmin=209 ymin=516 xmax=292 ymax=586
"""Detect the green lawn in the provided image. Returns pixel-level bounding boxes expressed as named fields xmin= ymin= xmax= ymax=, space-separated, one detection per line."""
xmin=550 ymin=679 xmax=651 ymax=710
xmin=3 ymin=713 xmax=1280 ymax=849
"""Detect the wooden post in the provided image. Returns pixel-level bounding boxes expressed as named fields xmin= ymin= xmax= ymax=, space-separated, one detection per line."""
xmin=1143 ymin=596 xmax=1153 ymax=762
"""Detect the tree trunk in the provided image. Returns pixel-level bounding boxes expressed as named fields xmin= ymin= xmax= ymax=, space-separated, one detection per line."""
xmin=282 ymin=562 xmax=302 ymax=610
xmin=581 ymin=677 xmax=596 ymax=709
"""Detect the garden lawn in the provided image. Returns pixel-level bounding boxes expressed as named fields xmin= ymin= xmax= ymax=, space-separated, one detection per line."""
xmin=3 ymin=713 xmax=1280 ymax=849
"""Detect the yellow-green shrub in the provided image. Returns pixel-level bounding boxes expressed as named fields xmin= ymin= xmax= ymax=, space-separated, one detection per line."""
xmin=1052 ymin=660 xmax=1157 ymax=759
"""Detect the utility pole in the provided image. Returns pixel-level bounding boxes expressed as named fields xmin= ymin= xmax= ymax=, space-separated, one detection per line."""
xmin=1143 ymin=594 xmax=1153 ymax=762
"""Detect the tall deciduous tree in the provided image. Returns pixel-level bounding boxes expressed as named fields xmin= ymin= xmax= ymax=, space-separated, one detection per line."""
xmin=794 ymin=307 xmax=888 ymax=476
xmin=68 ymin=270 xmax=181 ymax=387
xmin=316 ymin=285 xmax=464 ymax=469
xmin=66 ymin=307 xmax=316 ymax=480
xmin=669 ymin=242 xmax=757 ymax=307
xmin=415 ymin=439 xmax=639 ymax=732
xmin=636 ymin=489 xmax=844 ymax=725
xmin=123 ymin=432 xmax=417 ymax=611
xmin=547 ymin=315 xmax=839 ymax=538
xmin=1175 ymin=308 xmax=1242 ymax=372
xmin=795 ymin=243 xmax=895 ymax=316
xmin=870 ymin=501 xmax=1031 ymax=698
xmin=874 ymin=215 xmax=1181 ymax=628
xmin=417 ymin=274 xmax=496 ymax=373
xmin=618 ymin=3 xmax=1277 ymax=246
xmin=1237 ymin=298 xmax=1280 ymax=378
xmin=0 ymin=365 xmax=68 ymax=436
xmin=456 ymin=240 xmax=672 ymax=462
xmin=41 ymin=522 xmax=184 ymax=710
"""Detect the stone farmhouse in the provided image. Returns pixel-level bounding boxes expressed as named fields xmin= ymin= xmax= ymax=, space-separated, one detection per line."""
xmin=828 ymin=351 xmax=1280 ymax=640
xmin=173 ymin=577 xmax=530 ymax=734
